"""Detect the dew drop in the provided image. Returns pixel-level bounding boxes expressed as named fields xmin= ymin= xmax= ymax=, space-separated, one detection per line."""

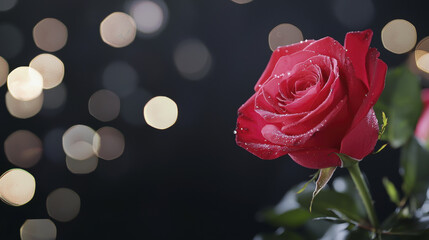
xmin=233 ymin=130 xmax=237 ymax=135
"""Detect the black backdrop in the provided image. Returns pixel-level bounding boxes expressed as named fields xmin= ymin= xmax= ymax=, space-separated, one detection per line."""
xmin=0 ymin=0 xmax=427 ymax=239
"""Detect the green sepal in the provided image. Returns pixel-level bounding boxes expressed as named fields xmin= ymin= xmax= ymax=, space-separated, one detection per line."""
xmin=336 ymin=153 xmax=360 ymax=168
xmin=310 ymin=167 xmax=336 ymax=212
xmin=297 ymin=171 xmax=319 ymax=194
xmin=379 ymin=111 xmax=388 ymax=139
xmin=373 ymin=143 xmax=388 ymax=154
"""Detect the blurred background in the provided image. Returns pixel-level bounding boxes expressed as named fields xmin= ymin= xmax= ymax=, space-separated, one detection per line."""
xmin=1 ymin=0 xmax=429 ymax=239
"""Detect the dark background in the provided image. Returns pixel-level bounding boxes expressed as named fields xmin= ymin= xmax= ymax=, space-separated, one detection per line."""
xmin=0 ymin=0 xmax=427 ymax=239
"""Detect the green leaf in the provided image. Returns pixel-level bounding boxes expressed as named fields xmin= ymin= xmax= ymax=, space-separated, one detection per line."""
xmin=400 ymin=137 xmax=429 ymax=206
xmin=261 ymin=208 xmax=313 ymax=228
xmin=388 ymin=215 xmax=429 ymax=235
xmin=296 ymin=186 xmax=364 ymax=222
xmin=310 ymin=167 xmax=336 ymax=212
xmin=374 ymin=66 xmax=423 ymax=148
xmin=332 ymin=177 xmax=367 ymax=217
xmin=312 ymin=216 xmax=349 ymax=224
xmin=382 ymin=177 xmax=401 ymax=206
xmin=336 ymin=153 xmax=359 ymax=168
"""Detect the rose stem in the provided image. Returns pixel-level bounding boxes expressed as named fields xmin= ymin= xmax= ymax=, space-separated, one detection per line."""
xmin=347 ymin=162 xmax=380 ymax=231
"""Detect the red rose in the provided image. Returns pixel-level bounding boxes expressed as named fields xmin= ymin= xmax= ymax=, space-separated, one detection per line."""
xmin=415 ymin=89 xmax=429 ymax=146
xmin=235 ymin=30 xmax=387 ymax=169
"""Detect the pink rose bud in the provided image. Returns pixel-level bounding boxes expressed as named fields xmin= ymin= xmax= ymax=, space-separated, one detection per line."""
xmin=235 ymin=30 xmax=387 ymax=169
xmin=415 ymin=89 xmax=429 ymax=146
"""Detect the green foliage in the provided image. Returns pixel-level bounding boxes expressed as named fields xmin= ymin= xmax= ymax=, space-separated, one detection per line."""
xmin=382 ymin=177 xmax=401 ymax=206
xmin=400 ymin=137 xmax=429 ymax=205
xmin=374 ymin=66 xmax=422 ymax=148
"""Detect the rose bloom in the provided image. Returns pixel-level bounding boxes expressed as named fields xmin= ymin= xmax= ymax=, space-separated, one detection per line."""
xmin=235 ymin=30 xmax=387 ymax=169
xmin=415 ymin=89 xmax=429 ymax=147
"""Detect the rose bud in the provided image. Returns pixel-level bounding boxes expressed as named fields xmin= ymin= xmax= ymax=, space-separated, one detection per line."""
xmin=235 ymin=30 xmax=387 ymax=169
xmin=415 ymin=89 xmax=429 ymax=147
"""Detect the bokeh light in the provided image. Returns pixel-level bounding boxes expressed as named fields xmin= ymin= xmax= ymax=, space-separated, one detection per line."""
xmin=43 ymin=128 xmax=65 ymax=164
xmin=88 ymin=89 xmax=120 ymax=122
xmin=29 ymin=53 xmax=65 ymax=89
xmin=332 ymin=0 xmax=374 ymax=29
xmin=382 ymin=19 xmax=417 ymax=54
xmin=407 ymin=52 xmax=429 ymax=81
xmin=0 ymin=0 xmax=18 ymax=12
xmin=6 ymin=91 xmax=44 ymax=119
xmin=7 ymin=66 xmax=43 ymax=101
xmin=62 ymin=125 xmax=98 ymax=160
xmin=268 ymin=23 xmax=303 ymax=51
xmin=174 ymin=38 xmax=212 ymax=81
xmin=417 ymin=54 xmax=429 ymax=74
xmin=20 ymin=219 xmax=57 ymax=240
xmin=42 ymin=83 xmax=67 ymax=110
xmin=231 ymin=0 xmax=253 ymax=4
xmin=414 ymin=37 xmax=429 ymax=74
xmin=4 ymin=130 xmax=42 ymax=168
xmin=46 ymin=188 xmax=80 ymax=222
xmin=120 ymin=88 xmax=152 ymax=125
xmin=0 ymin=23 xmax=24 ymax=59
xmin=333 ymin=177 xmax=347 ymax=193
xmin=144 ymin=96 xmax=178 ymax=130
xmin=102 ymin=61 xmax=138 ymax=97
xmin=0 ymin=56 xmax=9 ymax=87
xmin=0 ymin=169 xmax=36 ymax=206
xmin=66 ymin=155 xmax=98 ymax=174
xmin=129 ymin=0 xmax=168 ymax=36
xmin=100 ymin=12 xmax=136 ymax=48
xmin=93 ymin=127 xmax=125 ymax=160
xmin=33 ymin=18 xmax=68 ymax=52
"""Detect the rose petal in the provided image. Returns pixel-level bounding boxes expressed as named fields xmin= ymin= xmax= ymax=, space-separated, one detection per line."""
xmin=340 ymin=108 xmax=379 ymax=160
xmin=284 ymin=56 xmax=338 ymax=113
xmin=255 ymin=41 xmax=315 ymax=91
xmin=255 ymin=108 xmax=306 ymax=124
xmin=288 ymin=148 xmax=341 ymax=169
xmin=281 ymin=78 xmax=346 ymax=135
xmin=270 ymin=50 xmax=317 ymax=79
xmin=236 ymin=94 xmax=289 ymax=159
xmin=305 ymin=36 xmax=368 ymax=116
xmin=350 ymin=48 xmax=387 ymax=129
xmin=344 ymin=30 xmax=373 ymax=88
xmin=261 ymin=97 xmax=347 ymax=145
xmin=304 ymin=37 xmax=347 ymax=66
